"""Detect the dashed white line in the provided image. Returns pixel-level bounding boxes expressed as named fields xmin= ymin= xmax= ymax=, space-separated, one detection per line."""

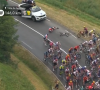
xmin=21 ymin=41 xmax=33 ymax=49
xmin=65 ymin=30 xmax=77 ymax=38
xmin=46 ymin=19 xmax=50 ymax=21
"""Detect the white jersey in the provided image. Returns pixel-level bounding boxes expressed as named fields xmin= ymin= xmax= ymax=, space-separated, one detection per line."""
xmin=86 ymin=70 xmax=91 ymax=76
xmin=66 ymin=86 xmax=71 ymax=90
xmin=48 ymin=48 xmax=53 ymax=52
xmin=89 ymin=40 xmax=93 ymax=45
xmin=65 ymin=68 xmax=69 ymax=72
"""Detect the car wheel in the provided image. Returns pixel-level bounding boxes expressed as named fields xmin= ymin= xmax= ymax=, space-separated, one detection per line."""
xmin=31 ymin=16 xmax=36 ymax=21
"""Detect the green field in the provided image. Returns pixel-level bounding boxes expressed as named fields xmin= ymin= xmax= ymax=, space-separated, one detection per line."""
xmin=0 ymin=62 xmax=35 ymax=90
xmin=36 ymin=0 xmax=100 ymax=26
xmin=38 ymin=0 xmax=100 ymax=19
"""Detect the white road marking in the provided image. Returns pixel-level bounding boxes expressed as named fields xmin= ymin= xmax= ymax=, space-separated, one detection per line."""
xmin=46 ymin=19 xmax=50 ymax=21
xmin=65 ymin=30 xmax=77 ymax=38
xmin=48 ymin=62 xmax=52 ymax=66
xmin=21 ymin=41 xmax=33 ymax=49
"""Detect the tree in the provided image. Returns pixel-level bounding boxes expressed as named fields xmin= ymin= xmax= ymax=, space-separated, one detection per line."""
xmin=0 ymin=0 xmax=7 ymax=9
xmin=0 ymin=16 xmax=18 ymax=62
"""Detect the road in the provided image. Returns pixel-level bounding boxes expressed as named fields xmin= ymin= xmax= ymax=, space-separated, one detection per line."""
xmin=8 ymin=0 xmax=87 ymax=89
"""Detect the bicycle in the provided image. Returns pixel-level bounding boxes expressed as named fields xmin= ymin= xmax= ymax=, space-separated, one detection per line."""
xmin=59 ymin=30 xmax=70 ymax=37
xmin=77 ymin=30 xmax=85 ymax=38
xmin=85 ymin=59 xmax=91 ymax=66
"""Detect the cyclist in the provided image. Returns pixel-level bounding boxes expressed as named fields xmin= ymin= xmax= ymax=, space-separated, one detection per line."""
xmin=49 ymin=27 xmax=53 ymax=32
xmin=65 ymin=54 xmax=71 ymax=64
xmin=55 ymin=41 xmax=61 ymax=50
xmin=83 ymin=26 xmax=88 ymax=36
xmin=88 ymin=40 xmax=93 ymax=48
xmin=68 ymin=47 xmax=73 ymax=54
xmin=49 ymin=40 xmax=53 ymax=48
xmin=59 ymin=64 xmax=64 ymax=75
xmin=44 ymin=51 xmax=48 ymax=61
xmin=54 ymin=80 xmax=59 ymax=90
xmin=53 ymin=58 xmax=58 ymax=71
xmin=86 ymin=69 xmax=91 ymax=80
xmin=65 ymin=67 xmax=70 ymax=76
xmin=48 ymin=47 xmax=53 ymax=58
xmin=65 ymin=74 xmax=71 ymax=88
xmin=89 ymin=29 xmax=95 ymax=36
xmin=75 ymin=60 xmax=79 ymax=67
xmin=91 ymin=59 xmax=98 ymax=70
xmin=68 ymin=80 xmax=73 ymax=90
xmin=71 ymin=64 xmax=76 ymax=73
xmin=43 ymin=34 xmax=48 ymax=46
xmin=81 ymin=66 xmax=87 ymax=74
xmin=62 ymin=59 xmax=67 ymax=66
xmin=91 ymin=81 xmax=95 ymax=89
xmin=83 ymin=75 xmax=89 ymax=85
xmin=74 ymin=45 xmax=79 ymax=52
xmin=97 ymin=65 xmax=100 ymax=78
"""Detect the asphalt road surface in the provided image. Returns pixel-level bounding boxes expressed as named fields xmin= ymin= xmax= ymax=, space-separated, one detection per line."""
xmin=7 ymin=0 xmax=88 ymax=89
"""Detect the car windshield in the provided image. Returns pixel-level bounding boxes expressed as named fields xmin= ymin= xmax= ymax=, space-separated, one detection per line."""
xmin=31 ymin=6 xmax=41 ymax=12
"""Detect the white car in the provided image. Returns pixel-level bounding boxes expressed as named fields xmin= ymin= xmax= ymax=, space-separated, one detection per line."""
xmin=18 ymin=3 xmax=46 ymax=21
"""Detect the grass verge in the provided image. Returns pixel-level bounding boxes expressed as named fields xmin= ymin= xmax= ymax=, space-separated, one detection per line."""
xmin=0 ymin=59 xmax=35 ymax=90
xmin=11 ymin=54 xmax=50 ymax=90
xmin=13 ymin=45 xmax=65 ymax=90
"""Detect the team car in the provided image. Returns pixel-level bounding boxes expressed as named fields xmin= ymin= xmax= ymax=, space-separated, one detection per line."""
xmin=17 ymin=3 xmax=46 ymax=21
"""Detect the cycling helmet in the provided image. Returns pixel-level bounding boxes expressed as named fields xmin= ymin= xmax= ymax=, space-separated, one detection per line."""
xmin=75 ymin=60 xmax=78 ymax=63
xmin=97 ymin=58 xmax=99 ymax=60
xmin=93 ymin=81 xmax=95 ymax=83
xmin=70 ymin=81 xmax=72 ymax=83
xmin=84 ymin=66 xmax=87 ymax=69
xmin=85 ymin=41 xmax=88 ymax=43
xmin=79 ymin=67 xmax=81 ymax=69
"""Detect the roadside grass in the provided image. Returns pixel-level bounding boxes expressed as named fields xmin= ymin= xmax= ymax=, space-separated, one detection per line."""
xmin=11 ymin=54 xmax=49 ymax=90
xmin=0 ymin=60 xmax=35 ymax=90
xmin=13 ymin=45 xmax=65 ymax=90
xmin=13 ymin=0 xmax=100 ymax=38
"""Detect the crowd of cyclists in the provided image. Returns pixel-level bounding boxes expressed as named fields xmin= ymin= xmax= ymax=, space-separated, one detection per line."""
xmin=43 ymin=26 xmax=100 ymax=90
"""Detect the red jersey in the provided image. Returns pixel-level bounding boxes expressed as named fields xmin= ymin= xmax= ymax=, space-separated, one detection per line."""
xmin=87 ymin=85 xmax=93 ymax=90
xmin=68 ymin=82 xmax=73 ymax=86
xmin=83 ymin=76 xmax=88 ymax=81
xmin=84 ymin=27 xmax=88 ymax=31
xmin=74 ymin=46 xmax=79 ymax=49
xmin=50 ymin=42 xmax=53 ymax=46
xmin=72 ymin=65 xmax=76 ymax=69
